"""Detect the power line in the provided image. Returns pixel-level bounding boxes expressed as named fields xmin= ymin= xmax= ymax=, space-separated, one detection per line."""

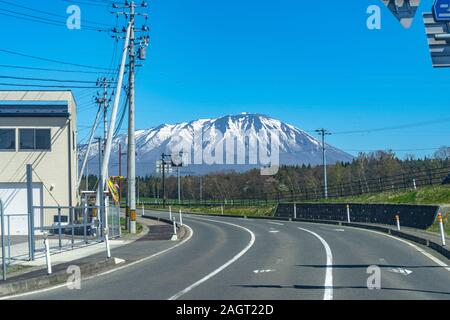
xmin=0 ymin=48 xmax=114 ymax=70
xmin=0 ymin=64 xmax=117 ymax=74
xmin=332 ymin=117 xmax=450 ymax=135
xmin=0 ymin=0 xmax=114 ymax=27
xmin=0 ymin=8 xmax=108 ymax=32
xmin=0 ymin=82 xmax=98 ymax=89
xmin=0 ymin=75 xmax=113 ymax=84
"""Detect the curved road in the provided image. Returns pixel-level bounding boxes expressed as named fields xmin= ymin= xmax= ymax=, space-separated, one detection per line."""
xmin=13 ymin=209 xmax=450 ymax=300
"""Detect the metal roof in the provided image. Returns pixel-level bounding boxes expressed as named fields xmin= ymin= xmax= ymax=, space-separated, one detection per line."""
xmin=0 ymin=103 xmax=69 ymax=117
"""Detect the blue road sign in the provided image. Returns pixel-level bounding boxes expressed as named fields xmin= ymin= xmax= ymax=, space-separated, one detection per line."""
xmin=433 ymin=0 xmax=450 ymax=21
xmin=423 ymin=12 xmax=450 ymax=67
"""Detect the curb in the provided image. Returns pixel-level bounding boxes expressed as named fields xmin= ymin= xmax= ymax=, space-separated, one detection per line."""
xmin=0 ymin=257 xmax=124 ymax=298
xmin=140 ymin=215 xmax=190 ymax=241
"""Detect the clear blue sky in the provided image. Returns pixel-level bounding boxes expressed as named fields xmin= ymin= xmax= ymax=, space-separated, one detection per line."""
xmin=0 ymin=0 xmax=448 ymax=158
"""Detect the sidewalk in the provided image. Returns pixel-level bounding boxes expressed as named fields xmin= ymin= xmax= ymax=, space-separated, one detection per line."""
xmin=0 ymin=216 xmax=188 ymax=298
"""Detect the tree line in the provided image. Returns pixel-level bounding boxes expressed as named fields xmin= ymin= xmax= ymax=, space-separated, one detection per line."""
xmin=80 ymin=147 xmax=450 ymax=202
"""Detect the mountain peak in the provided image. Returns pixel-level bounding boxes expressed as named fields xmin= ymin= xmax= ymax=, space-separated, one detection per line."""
xmin=82 ymin=113 xmax=353 ymax=175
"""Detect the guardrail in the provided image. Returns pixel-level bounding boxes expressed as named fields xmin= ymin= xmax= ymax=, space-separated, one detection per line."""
xmin=275 ymin=203 xmax=439 ymax=230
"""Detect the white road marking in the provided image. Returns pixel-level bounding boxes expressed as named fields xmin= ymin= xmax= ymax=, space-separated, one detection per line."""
xmin=298 ymin=227 xmax=333 ymax=300
xmin=349 ymin=227 xmax=450 ymax=273
xmin=1 ymin=224 xmax=195 ymax=300
xmin=269 ymin=230 xmax=280 ymax=233
xmin=168 ymin=217 xmax=256 ymax=300
xmin=267 ymin=222 xmax=284 ymax=226
xmin=389 ymin=268 xmax=413 ymax=275
xmin=333 ymin=229 xmax=345 ymax=232
xmin=253 ymin=269 xmax=275 ymax=274
xmin=293 ymin=221 xmax=450 ymax=273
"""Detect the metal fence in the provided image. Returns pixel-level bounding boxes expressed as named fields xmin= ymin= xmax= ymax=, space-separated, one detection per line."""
xmin=142 ymin=164 xmax=450 ymax=206
xmin=0 ymin=201 xmax=120 ymax=280
xmin=31 ymin=204 xmax=121 ymax=260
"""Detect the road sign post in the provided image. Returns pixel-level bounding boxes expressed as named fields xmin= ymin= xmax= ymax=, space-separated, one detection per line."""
xmin=346 ymin=204 xmax=351 ymax=223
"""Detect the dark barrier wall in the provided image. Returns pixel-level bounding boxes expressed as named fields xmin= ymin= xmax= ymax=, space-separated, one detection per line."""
xmin=275 ymin=203 xmax=439 ymax=229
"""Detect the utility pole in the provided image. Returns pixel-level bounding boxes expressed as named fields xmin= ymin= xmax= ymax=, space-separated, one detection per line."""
xmin=118 ymin=143 xmax=127 ymax=210
xmin=199 ymin=175 xmax=203 ymax=202
xmin=96 ymin=137 xmax=104 ymax=235
xmin=315 ymin=128 xmax=331 ymax=199
xmin=161 ymin=153 xmax=166 ymax=208
xmin=112 ymin=0 xmax=149 ymax=234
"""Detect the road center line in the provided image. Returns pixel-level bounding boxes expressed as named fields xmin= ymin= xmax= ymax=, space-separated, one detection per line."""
xmin=297 ymin=227 xmax=333 ymax=300
xmin=268 ymin=222 xmax=284 ymax=226
xmin=168 ymin=217 xmax=256 ymax=300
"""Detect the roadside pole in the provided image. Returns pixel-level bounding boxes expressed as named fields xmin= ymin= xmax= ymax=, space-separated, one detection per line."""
xmin=438 ymin=213 xmax=446 ymax=246
xmin=396 ymin=215 xmax=401 ymax=231
xmin=1 ymin=200 xmax=6 ymax=280
xmin=43 ymin=233 xmax=52 ymax=275
xmin=221 ymin=205 xmax=224 ymax=216
xmin=104 ymin=228 xmax=111 ymax=258
xmin=169 ymin=206 xmax=172 ymax=221
xmin=346 ymin=204 xmax=351 ymax=223
xmin=179 ymin=209 xmax=183 ymax=227
xmin=294 ymin=203 xmax=297 ymax=220
xmin=171 ymin=217 xmax=178 ymax=241
xmin=142 ymin=204 xmax=145 ymax=217
xmin=26 ymin=164 xmax=35 ymax=261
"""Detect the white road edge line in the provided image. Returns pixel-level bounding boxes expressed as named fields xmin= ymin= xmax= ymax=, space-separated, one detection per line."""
xmin=168 ymin=217 xmax=256 ymax=300
xmin=297 ymin=227 xmax=333 ymax=300
xmin=1 ymin=224 xmax=194 ymax=300
xmin=349 ymin=227 xmax=450 ymax=272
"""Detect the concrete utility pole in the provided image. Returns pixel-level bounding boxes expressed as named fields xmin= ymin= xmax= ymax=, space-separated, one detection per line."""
xmin=118 ymin=143 xmax=127 ymax=210
xmin=113 ymin=0 xmax=149 ymax=234
xmin=316 ymin=128 xmax=331 ymax=199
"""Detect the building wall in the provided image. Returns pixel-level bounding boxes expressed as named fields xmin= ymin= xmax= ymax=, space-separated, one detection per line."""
xmin=0 ymin=91 xmax=78 ymax=212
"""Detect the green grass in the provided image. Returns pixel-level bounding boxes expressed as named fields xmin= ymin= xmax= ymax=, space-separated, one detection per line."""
xmin=314 ymin=184 xmax=450 ymax=206
xmin=147 ymin=205 xmax=276 ymax=217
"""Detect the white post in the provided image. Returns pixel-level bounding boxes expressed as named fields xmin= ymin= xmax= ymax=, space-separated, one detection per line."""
xmin=43 ymin=233 xmax=52 ymax=275
xmin=294 ymin=203 xmax=297 ymax=220
xmin=104 ymin=228 xmax=111 ymax=258
xmin=438 ymin=213 xmax=446 ymax=246
xmin=396 ymin=215 xmax=401 ymax=231
xmin=346 ymin=204 xmax=351 ymax=223
xmin=169 ymin=206 xmax=172 ymax=221
xmin=221 ymin=205 xmax=224 ymax=216
xmin=179 ymin=209 xmax=183 ymax=227
xmin=171 ymin=217 xmax=178 ymax=241
xmin=413 ymin=179 xmax=417 ymax=190
xmin=142 ymin=204 xmax=145 ymax=217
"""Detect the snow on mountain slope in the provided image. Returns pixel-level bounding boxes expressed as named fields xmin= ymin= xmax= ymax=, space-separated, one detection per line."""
xmin=80 ymin=113 xmax=353 ymax=176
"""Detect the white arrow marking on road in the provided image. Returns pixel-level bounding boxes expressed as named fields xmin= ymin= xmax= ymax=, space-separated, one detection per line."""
xmin=389 ymin=268 xmax=413 ymax=275
xmin=253 ymin=269 xmax=275 ymax=274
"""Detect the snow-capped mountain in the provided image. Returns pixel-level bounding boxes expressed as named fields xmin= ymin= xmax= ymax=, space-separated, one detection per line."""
xmin=80 ymin=113 xmax=353 ymax=176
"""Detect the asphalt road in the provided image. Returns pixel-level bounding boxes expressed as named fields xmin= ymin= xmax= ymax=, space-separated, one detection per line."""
xmin=12 ymin=209 xmax=450 ymax=300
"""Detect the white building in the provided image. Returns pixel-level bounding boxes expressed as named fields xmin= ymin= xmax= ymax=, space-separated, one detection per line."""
xmin=0 ymin=91 xmax=78 ymax=234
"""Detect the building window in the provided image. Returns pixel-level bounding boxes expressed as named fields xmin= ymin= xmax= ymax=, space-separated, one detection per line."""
xmin=0 ymin=129 xmax=15 ymax=150
xmin=19 ymin=129 xmax=51 ymax=151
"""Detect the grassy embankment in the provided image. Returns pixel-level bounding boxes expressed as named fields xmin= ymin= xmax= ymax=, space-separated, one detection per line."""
xmin=142 ymin=185 xmax=450 ymax=234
